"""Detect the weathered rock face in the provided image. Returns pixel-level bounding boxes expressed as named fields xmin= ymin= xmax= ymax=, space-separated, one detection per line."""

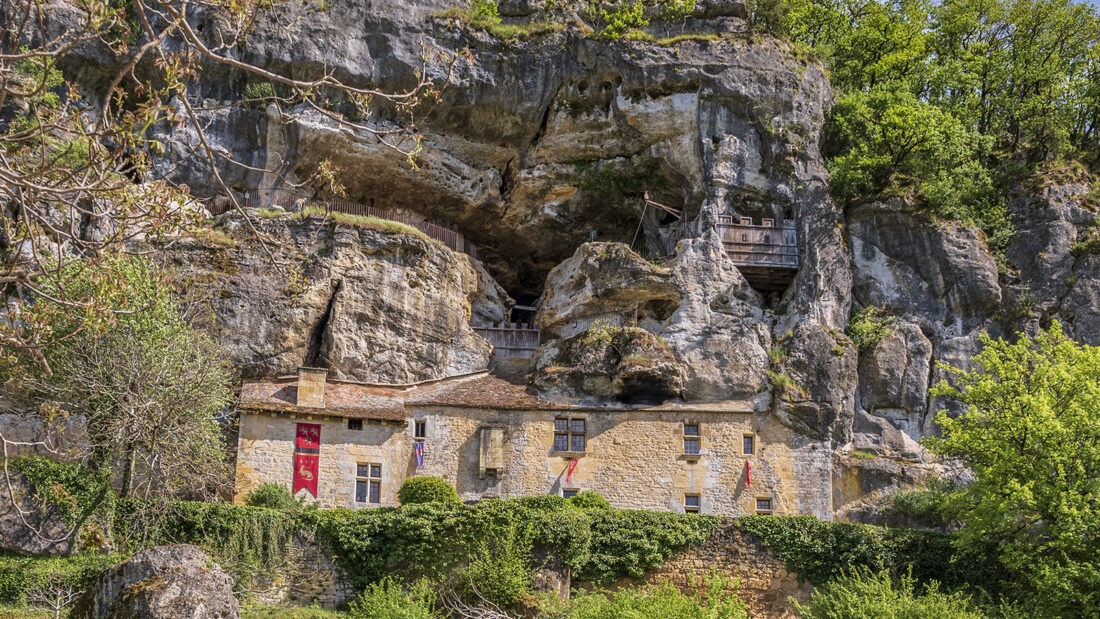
xmin=535 ymin=240 xmax=771 ymax=402
xmin=72 ymin=545 xmax=238 ymax=619
xmin=166 ymin=215 xmax=501 ymax=383
xmin=856 ymin=320 xmax=933 ymax=443
xmin=132 ymin=0 xmax=837 ymax=298
xmin=1005 ymin=182 xmax=1100 ymax=344
xmin=533 ymin=324 xmax=684 ymax=404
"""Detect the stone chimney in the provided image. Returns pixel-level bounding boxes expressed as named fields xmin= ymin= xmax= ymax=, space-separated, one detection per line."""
xmin=297 ymin=367 xmax=327 ymax=408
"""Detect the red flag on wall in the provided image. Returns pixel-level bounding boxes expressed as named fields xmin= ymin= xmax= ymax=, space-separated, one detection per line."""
xmin=745 ymin=460 xmax=753 ymax=488
xmin=565 ymin=458 xmax=579 ymax=483
xmin=294 ymin=423 xmax=321 ymax=497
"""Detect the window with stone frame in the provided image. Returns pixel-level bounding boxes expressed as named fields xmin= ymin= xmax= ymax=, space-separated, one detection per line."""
xmin=414 ymin=419 xmax=427 ymax=441
xmin=684 ymin=493 xmax=701 ymax=513
xmin=347 ymin=418 xmax=363 ymax=431
xmin=562 ymin=488 xmax=579 ymax=499
xmin=743 ymin=433 xmax=755 ymax=455
xmin=356 ymin=463 xmax=382 ymax=504
xmin=553 ymin=416 xmax=586 ymax=453
xmin=683 ymin=422 xmax=701 ymax=455
xmin=755 ymin=496 xmax=773 ymax=514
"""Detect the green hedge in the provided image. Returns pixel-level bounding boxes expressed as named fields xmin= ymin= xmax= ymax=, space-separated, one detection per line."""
xmin=739 ymin=516 xmax=1003 ymax=594
xmin=0 ymin=553 xmax=121 ymax=605
xmin=396 ymin=476 xmax=460 ymax=505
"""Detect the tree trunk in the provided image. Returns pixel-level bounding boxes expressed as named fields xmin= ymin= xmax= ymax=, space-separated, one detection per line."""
xmin=120 ymin=447 xmax=136 ymax=498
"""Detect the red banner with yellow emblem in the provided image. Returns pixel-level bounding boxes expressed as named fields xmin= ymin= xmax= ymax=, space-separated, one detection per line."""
xmin=293 ymin=423 xmax=321 ymax=497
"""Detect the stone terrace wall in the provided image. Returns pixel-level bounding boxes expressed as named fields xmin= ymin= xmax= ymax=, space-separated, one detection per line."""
xmin=248 ymin=531 xmax=354 ymax=608
xmin=646 ymin=520 xmax=811 ymax=618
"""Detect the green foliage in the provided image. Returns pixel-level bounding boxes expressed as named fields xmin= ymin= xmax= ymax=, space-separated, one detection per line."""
xmin=887 ymin=479 xmax=969 ymax=530
xmin=578 ymin=510 xmax=721 ymax=582
xmin=927 ymin=322 xmax=1100 ymax=615
xmin=738 ymin=515 xmax=1000 ymax=592
xmin=243 ymin=82 xmax=277 ymax=107
xmin=0 ymin=553 xmax=121 ymax=606
xmin=241 ymin=605 xmax=350 ymax=618
xmin=470 ymin=0 xmax=501 ymax=25
xmin=245 ymin=483 xmax=300 ymax=511
xmin=348 ymin=577 xmax=443 ymax=619
xmin=112 ymin=499 xmax=300 ymax=587
xmin=567 ymin=490 xmax=611 ymax=510
xmin=566 ymin=575 xmax=747 ymax=619
xmin=846 ymin=306 xmax=896 ymax=351
xmin=794 ymin=569 xmax=983 ymax=619
xmin=12 ymin=457 xmax=113 ymax=529
xmin=598 ymin=1 xmax=649 ymax=38
xmin=749 ymin=0 xmax=1100 ymax=245
xmin=459 ymin=531 xmax=534 ymax=608
xmin=1070 ymin=227 xmax=1100 ymax=257
xmin=3 ymin=256 xmax=234 ymax=500
xmin=827 ymin=87 xmax=996 ymax=218
xmin=397 ymin=476 xmax=461 ymax=505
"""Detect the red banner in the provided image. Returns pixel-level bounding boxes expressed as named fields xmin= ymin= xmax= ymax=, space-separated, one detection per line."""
xmin=565 ymin=458 xmax=579 ymax=483
xmin=745 ymin=460 xmax=752 ymax=488
xmin=293 ymin=423 xmax=321 ymax=497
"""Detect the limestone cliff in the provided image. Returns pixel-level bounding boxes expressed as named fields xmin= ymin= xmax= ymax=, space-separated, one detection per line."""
xmin=38 ymin=0 xmax=1100 ymax=517
xmin=167 ymin=214 xmax=502 ymax=383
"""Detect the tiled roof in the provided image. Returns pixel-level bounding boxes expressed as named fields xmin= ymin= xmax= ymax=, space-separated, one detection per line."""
xmin=239 ymin=379 xmax=407 ymax=421
xmin=238 ymin=372 xmax=758 ymax=419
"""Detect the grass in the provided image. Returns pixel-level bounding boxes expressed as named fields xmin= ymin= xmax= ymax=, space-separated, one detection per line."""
xmin=848 ymin=449 xmax=878 ymax=460
xmin=241 ymin=604 xmax=350 ymax=618
xmin=256 ymin=207 xmax=286 ymax=219
xmin=189 ymin=227 xmax=237 ymax=248
xmin=295 ymin=206 xmax=435 ymax=242
xmin=432 ymin=8 xmax=565 ymax=41
xmin=0 ymin=606 xmax=49 ymax=618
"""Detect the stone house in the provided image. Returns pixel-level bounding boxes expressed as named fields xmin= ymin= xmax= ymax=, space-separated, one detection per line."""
xmin=234 ymin=368 xmax=833 ymax=517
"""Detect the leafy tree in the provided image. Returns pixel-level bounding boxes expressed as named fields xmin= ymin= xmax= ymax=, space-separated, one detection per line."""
xmin=4 ymin=256 xmax=234 ymax=499
xmin=928 ymin=323 xmax=1100 ymax=615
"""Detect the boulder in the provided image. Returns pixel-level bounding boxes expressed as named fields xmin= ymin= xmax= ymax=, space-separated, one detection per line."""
xmin=71 ymin=545 xmax=238 ymax=619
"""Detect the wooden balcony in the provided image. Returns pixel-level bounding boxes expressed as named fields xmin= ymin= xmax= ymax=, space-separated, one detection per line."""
xmin=716 ymin=217 xmax=798 ymax=293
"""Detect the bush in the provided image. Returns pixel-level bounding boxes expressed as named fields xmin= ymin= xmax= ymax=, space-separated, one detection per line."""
xmin=579 ymin=511 xmax=721 ymax=582
xmin=567 ymin=576 xmax=747 ymax=619
xmin=348 ymin=577 xmax=443 ymax=619
xmin=12 ymin=456 xmax=114 ymax=528
xmin=847 ymin=306 xmax=895 ymax=351
xmin=0 ymin=553 xmax=121 ymax=606
xmin=567 ymin=490 xmax=611 ymax=510
xmin=245 ymin=483 xmax=299 ymax=511
xmin=397 ymin=477 xmax=460 ymax=505
xmin=458 ymin=531 xmax=533 ymax=608
xmin=887 ymin=479 xmax=968 ymax=529
xmin=794 ymin=569 xmax=983 ymax=619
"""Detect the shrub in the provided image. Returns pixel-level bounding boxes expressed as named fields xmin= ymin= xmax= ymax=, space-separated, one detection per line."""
xmin=794 ymin=569 xmax=983 ymax=619
xmin=12 ymin=456 xmax=114 ymax=528
xmin=567 ymin=576 xmax=747 ymax=619
xmin=458 ymin=531 xmax=533 ymax=608
xmin=579 ymin=511 xmax=721 ymax=582
xmin=397 ymin=477 xmax=460 ymax=505
xmin=348 ymin=577 xmax=443 ymax=619
xmin=568 ymin=490 xmax=611 ymax=510
xmin=0 ymin=553 xmax=121 ymax=606
xmin=887 ymin=479 xmax=968 ymax=529
xmin=847 ymin=306 xmax=895 ymax=351
xmin=245 ymin=483 xmax=299 ymax=511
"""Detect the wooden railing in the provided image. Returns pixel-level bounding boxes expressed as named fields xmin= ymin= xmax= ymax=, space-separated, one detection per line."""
xmin=215 ymin=189 xmax=478 ymax=259
xmin=473 ymin=324 xmax=541 ymax=360
xmin=716 ymin=217 xmax=797 ymax=269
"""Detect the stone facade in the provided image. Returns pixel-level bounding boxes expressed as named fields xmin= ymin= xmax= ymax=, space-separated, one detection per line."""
xmin=234 ymin=373 xmax=834 ymax=518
